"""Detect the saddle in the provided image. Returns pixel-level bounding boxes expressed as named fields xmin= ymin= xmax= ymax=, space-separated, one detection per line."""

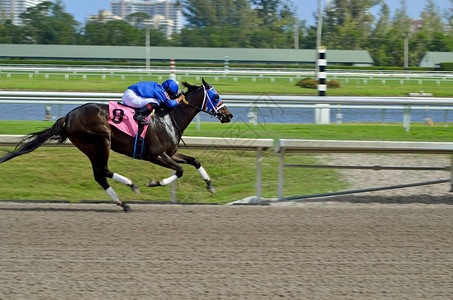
xmin=108 ymin=101 xmax=150 ymax=159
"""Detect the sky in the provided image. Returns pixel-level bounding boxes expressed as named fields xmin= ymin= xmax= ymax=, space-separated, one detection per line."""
xmin=298 ymin=0 xmax=451 ymax=25
xmin=60 ymin=0 xmax=452 ymax=25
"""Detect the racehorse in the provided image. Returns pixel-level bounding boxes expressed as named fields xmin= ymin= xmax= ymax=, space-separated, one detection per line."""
xmin=0 ymin=79 xmax=233 ymax=211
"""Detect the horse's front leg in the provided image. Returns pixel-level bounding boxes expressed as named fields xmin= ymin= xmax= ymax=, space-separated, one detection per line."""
xmin=171 ymin=152 xmax=215 ymax=194
xmin=146 ymin=153 xmax=184 ymax=187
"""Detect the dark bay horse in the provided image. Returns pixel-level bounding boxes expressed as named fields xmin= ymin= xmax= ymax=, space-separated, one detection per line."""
xmin=0 ymin=79 xmax=233 ymax=211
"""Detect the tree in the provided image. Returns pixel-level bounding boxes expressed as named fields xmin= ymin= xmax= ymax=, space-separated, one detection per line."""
xmin=378 ymin=0 xmax=410 ymax=66
xmin=250 ymin=0 xmax=280 ymax=25
xmin=83 ymin=21 xmax=108 ymax=45
xmin=142 ymin=27 xmax=170 ymax=46
xmin=20 ymin=1 xmax=79 ymax=44
xmin=82 ymin=10 xmax=170 ymax=46
xmin=181 ymin=0 xmax=258 ymax=47
xmin=104 ymin=20 xmax=141 ymax=45
xmin=183 ymin=0 xmax=257 ymax=29
xmin=323 ymin=0 xmax=380 ymax=50
xmin=415 ymin=0 xmax=449 ymax=54
xmin=83 ymin=20 xmax=142 ymax=46
xmin=299 ymin=22 xmax=318 ymax=49
xmin=368 ymin=2 xmax=391 ymax=65
xmin=181 ymin=0 xmax=295 ymax=48
xmin=0 ymin=20 xmax=26 ymax=43
xmin=447 ymin=0 xmax=453 ymax=49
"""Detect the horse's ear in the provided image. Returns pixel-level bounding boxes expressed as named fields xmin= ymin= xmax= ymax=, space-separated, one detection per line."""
xmin=202 ymin=78 xmax=208 ymax=87
xmin=182 ymin=81 xmax=198 ymax=93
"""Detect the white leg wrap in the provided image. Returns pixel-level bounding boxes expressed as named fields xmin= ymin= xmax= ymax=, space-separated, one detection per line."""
xmin=112 ymin=173 xmax=133 ymax=186
xmin=160 ymin=175 xmax=178 ymax=186
xmin=197 ymin=167 xmax=211 ymax=181
xmin=106 ymin=187 xmax=120 ymax=202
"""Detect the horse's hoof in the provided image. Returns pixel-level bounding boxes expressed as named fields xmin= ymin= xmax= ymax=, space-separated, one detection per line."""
xmin=130 ymin=183 xmax=141 ymax=194
xmin=207 ymin=181 xmax=216 ymax=194
xmin=146 ymin=180 xmax=161 ymax=187
xmin=122 ymin=204 xmax=131 ymax=212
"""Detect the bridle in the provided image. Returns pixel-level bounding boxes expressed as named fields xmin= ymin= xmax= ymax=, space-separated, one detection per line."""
xmin=172 ymin=84 xmax=226 ymax=148
xmin=181 ymin=85 xmax=225 ymax=119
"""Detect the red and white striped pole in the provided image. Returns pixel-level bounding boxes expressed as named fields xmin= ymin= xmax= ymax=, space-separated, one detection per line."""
xmin=169 ymin=58 xmax=176 ymax=81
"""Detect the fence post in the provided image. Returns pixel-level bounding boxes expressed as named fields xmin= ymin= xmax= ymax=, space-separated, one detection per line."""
xmin=403 ymin=106 xmax=411 ymax=132
xmin=45 ymin=106 xmax=51 ymax=121
xmin=170 ymin=59 xmax=176 ymax=81
xmin=315 ymin=46 xmax=330 ymax=124
xmin=318 ymin=46 xmax=327 ymax=96
xmin=254 ymin=147 xmax=263 ymax=203
xmin=224 ymin=56 xmax=229 ymax=75
xmin=278 ymin=148 xmax=285 ymax=200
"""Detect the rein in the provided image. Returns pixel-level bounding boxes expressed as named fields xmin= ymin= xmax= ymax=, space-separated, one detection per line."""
xmin=182 ymin=85 xmax=223 ymax=118
xmin=173 ymin=84 xmax=224 ymax=148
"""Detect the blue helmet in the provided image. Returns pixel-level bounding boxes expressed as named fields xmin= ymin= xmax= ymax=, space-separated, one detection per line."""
xmin=162 ymin=79 xmax=179 ymax=99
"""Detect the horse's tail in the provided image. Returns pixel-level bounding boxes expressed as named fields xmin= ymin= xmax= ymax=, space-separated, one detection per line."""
xmin=0 ymin=117 xmax=67 ymax=163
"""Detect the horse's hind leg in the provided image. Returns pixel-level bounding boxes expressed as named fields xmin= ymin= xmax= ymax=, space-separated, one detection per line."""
xmin=96 ymin=165 xmax=133 ymax=212
xmin=146 ymin=153 xmax=184 ymax=188
xmin=93 ymin=159 xmax=132 ymax=212
xmin=74 ymin=137 xmax=132 ymax=211
xmin=171 ymin=152 xmax=215 ymax=194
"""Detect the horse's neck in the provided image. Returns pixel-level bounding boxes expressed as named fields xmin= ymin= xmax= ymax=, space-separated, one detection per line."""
xmin=171 ymin=105 xmax=199 ymax=134
xmin=171 ymin=89 xmax=204 ymax=133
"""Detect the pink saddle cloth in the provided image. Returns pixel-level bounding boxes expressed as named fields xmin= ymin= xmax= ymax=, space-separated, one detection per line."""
xmin=108 ymin=101 xmax=149 ymax=139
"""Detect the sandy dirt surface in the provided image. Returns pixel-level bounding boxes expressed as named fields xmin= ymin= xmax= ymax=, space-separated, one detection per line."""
xmin=0 ymin=201 xmax=452 ymax=300
xmin=314 ymin=153 xmax=453 ymax=203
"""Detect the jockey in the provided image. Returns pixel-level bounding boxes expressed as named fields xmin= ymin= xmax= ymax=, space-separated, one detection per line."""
xmin=122 ymin=79 xmax=182 ymax=124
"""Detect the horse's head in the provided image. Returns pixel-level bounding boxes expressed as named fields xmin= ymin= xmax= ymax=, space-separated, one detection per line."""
xmin=182 ymin=78 xmax=233 ymax=123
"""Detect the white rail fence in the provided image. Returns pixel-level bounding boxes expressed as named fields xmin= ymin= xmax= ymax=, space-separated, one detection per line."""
xmin=1 ymin=66 xmax=452 ymax=87
xmin=1 ymin=91 xmax=453 ymax=130
xmin=274 ymin=139 xmax=453 ymax=203
xmin=1 ymin=65 xmax=452 ymax=77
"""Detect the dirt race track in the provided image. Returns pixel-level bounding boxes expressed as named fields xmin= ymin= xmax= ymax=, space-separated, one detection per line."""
xmin=0 ymin=201 xmax=452 ymax=300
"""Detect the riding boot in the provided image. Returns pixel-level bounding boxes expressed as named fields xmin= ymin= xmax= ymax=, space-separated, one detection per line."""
xmin=134 ymin=104 xmax=153 ymax=125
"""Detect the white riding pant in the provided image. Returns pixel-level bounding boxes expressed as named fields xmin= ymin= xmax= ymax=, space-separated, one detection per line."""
xmin=122 ymin=89 xmax=159 ymax=108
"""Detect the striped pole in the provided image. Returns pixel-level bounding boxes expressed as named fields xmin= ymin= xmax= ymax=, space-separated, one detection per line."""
xmin=315 ymin=46 xmax=330 ymax=124
xmin=318 ymin=46 xmax=327 ymax=96
xmin=169 ymin=58 xmax=176 ymax=81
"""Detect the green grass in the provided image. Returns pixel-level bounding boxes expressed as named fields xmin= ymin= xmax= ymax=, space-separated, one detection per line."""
xmin=183 ymin=122 xmax=453 ymax=142
xmin=0 ymin=74 xmax=451 ymax=96
xmin=0 ymin=145 xmax=343 ymax=203
xmin=3 ymin=121 xmax=453 ymax=141
xmin=1 ymin=121 xmax=453 ymax=203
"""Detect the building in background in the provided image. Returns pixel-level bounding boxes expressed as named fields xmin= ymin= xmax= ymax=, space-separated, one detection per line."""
xmin=419 ymin=52 xmax=453 ymax=68
xmin=145 ymin=14 xmax=174 ymax=39
xmin=110 ymin=0 xmax=182 ymax=38
xmin=0 ymin=0 xmax=45 ymax=25
xmin=88 ymin=10 xmax=123 ymax=23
